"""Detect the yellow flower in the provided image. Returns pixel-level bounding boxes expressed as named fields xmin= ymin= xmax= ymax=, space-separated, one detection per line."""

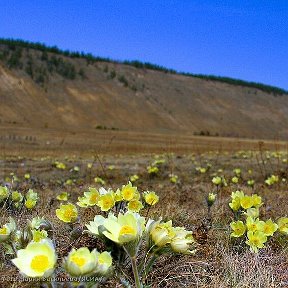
xmin=149 ymin=220 xmax=175 ymax=247
xmin=231 ymin=176 xmax=239 ymax=184
xmin=240 ymin=195 xmax=254 ymax=210
xmin=265 ymin=175 xmax=279 ymax=185
xmin=0 ymin=186 xmax=8 ymax=202
xmin=114 ymin=188 xmax=123 ymax=202
xmin=56 ymin=192 xmax=69 ymax=201
xmin=0 ymin=217 xmax=16 ymax=242
xmin=55 ymin=162 xmax=66 ymax=170
xmin=56 ymin=203 xmax=78 ymax=223
xmin=212 ymin=176 xmax=222 ymax=185
xmin=65 ymin=179 xmax=74 ymax=186
xmin=199 ymin=167 xmax=207 ymax=174
xmin=12 ymin=239 xmax=57 ymax=277
xmin=26 ymin=189 xmax=38 ymax=200
xmin=127 ymin=200 xmax=143 ymax=212
xmin=229 ymin=199 xmax=241 ymax=211
xmin=97 ymin=193 xmax=115 ymax=211
xmin=77 ymin=187 xmax=104 ymax=208
xmin=246 ymin=231 xmax=267 ymax=253
xmin=247 ymin=180 xmax=255 ymax=187
xmin=95 ymin=251 xmax=113 ymax=275
xmin=73 ymin=166 xmax=80 ymax=172
xmin=207 ymin=193 xmax=216 ymax=206
xmin=121 ymin=182 xmax=138 ymax=201
xmin=251 ymin=194 xmax=262 ymax=207
xmin=246 ymin=216 xmax=264 ymax=233
xmin=233 ymin=168 xmax=241 ymax=177
xmin=83 ymin=187 xmax=100 ymax=206
xmin=25 ymin=199 xmax=37 ymax=209
xmin=130 ymin=174 xmax=139 ymax=183
xmin=277 ymin=217 xmax=288 ymax=235
xmin=103 ymin=212 xmax=144 ymax=244
xmin=170 ymin=227 xmax=195 ymax=254
xmin=229 ymin=190 xmax=245 ymax=211
xmin=24 ymin=173 xmax=30 ymax=180
xmin=150 ymin=226 xmax=170 ymax=247
xmin=0 ymin=226 xmax=10 ymax=242
xmin=230 ymin=221 xmax=246 ymax=237
xmin=0 ymin=219 xmax=16 ymax=243
xmin=262 ymin=219 xmax=278 ymax=236
xmin=86 ymin=215 xmax=106 ymax=236
xmin=76 ymin=196 xmax=89 ymax=208
xmin=169 ymin=174 xmax=178 ymax=184
xmin=32 ymin=230 xmax=48 ymax=242
xmin=12 ymin=191 xmax=23 ymax=202
xmin=143 ymin=191 xmax=159 ymax=206
xmin=231 ymin=190 xmax=245 ymax=200
xmin=94 ymin=177 xmax=106 ymax=185
xmin=64 ymin=247 xmax=98 ymax=276
xmin=147 ymin=166 xmax=159 ymax=175
xmin=244 ymin=207 xmax=259 ymax=219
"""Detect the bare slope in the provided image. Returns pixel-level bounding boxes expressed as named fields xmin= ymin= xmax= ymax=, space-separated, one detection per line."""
xmin=0 ymin=44 xmax=287 ymax=140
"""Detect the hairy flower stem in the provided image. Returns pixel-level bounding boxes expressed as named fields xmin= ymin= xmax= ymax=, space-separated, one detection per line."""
xmin=130 ymin=256 xmax=141 ymax=288
xmin=143 ymin=254 xmax=157 ymax=277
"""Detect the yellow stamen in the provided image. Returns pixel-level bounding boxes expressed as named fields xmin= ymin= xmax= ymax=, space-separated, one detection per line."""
xmin=0 ymin=227 xmax=7 ymax=235
xmin=30 ymin=255 xmax=49 ymax=273
xmin=119 ymin=225 xmax=135 ymax=236
xmin=71 ymin=256 xmax=86 ymax=267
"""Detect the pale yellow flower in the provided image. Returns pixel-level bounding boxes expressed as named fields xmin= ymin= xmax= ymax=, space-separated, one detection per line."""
xmin=103 ymin=212 xmax=144 ymax=244
xmin=277 ymin=217 xmax=288 ymax=235
xmin=97 ymin=193 xmax=115 ymax=211
xmin=121 ymin=182 xmax=138 ymax=201
xmin=95 ymin=251 xmax=113 ymax=275
xmin=246 ymin=231 xmax=267 ymax=253
xmin=56 ymin=203 xmax=78 ymax=223
xmin=64 ymin=247 xmax=98 ymax=276
xmin=230 ymin=221 xmax=246 ymax=237
xmin=12 ymin=239 xmax=57 ymax=277
xmin=143 ymin=191 xmax=159 ymax=206
xmin=262 ymin=219 xmax=278 ymax=236
xmin=56 ymin=192 xmax=69 ymax=201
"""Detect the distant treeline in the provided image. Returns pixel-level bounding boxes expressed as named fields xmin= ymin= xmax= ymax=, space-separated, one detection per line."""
xmin=0 ymin=38 xmax=287 ymax=95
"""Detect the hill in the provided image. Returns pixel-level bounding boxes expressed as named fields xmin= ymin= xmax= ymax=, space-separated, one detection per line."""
xmin=0 ymin=38 xmax=288 ymax=141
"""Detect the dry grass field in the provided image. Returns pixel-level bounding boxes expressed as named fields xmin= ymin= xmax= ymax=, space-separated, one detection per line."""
xmin=0 ymin=41 xmax=288 ymax=288
xmin=1 ymin=125 xmax=287 ymax=157
xmin=0 ymin=133 xmax=287 ymax=287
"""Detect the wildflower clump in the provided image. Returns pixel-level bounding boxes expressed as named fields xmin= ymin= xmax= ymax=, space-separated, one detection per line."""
xmin=265 ymin=175 xmax=279 ymax=186
xmin=63 ymin=247 xmax=112 ymax=277
xmin=169 ymin=174 xmax=179 ymax=184
xmin=228 ymin=191 xmax=282 ymax=253
xmin=76 ymin=183 xmax=159 ymax=215
xmin=24 ymin=189 xmax=38 ymax=209
xmin=0 ymin=185 xmax=39 ymax=211
xmin=83 ymin=183 xmax=194 ymax=287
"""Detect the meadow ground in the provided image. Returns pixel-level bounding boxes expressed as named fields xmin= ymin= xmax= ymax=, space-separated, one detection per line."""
xmin=0 ymin=133 xmax=287 ymax=287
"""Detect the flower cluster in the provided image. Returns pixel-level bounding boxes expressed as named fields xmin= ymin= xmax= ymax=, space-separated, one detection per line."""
xmin=7 ymin=216 xmax=112 ymax=280
xmin=229 ymin=191 xmax=287 ymax=253
xmin=265 ymin=174 xmax=279 ymax=186
xmin=0 ymin=186 xmax=38 ymax=210
xmin=229 ymin=190 xmax=262 ymax=212
xmin=54 ymin=161 xmax=66 ymax=170
xmin=76 ymin=182 xmax=159 ymax=213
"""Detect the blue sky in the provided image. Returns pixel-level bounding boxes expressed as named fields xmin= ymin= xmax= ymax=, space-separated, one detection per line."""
xmin=0 ymin=0 xmax=287 ymax=89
